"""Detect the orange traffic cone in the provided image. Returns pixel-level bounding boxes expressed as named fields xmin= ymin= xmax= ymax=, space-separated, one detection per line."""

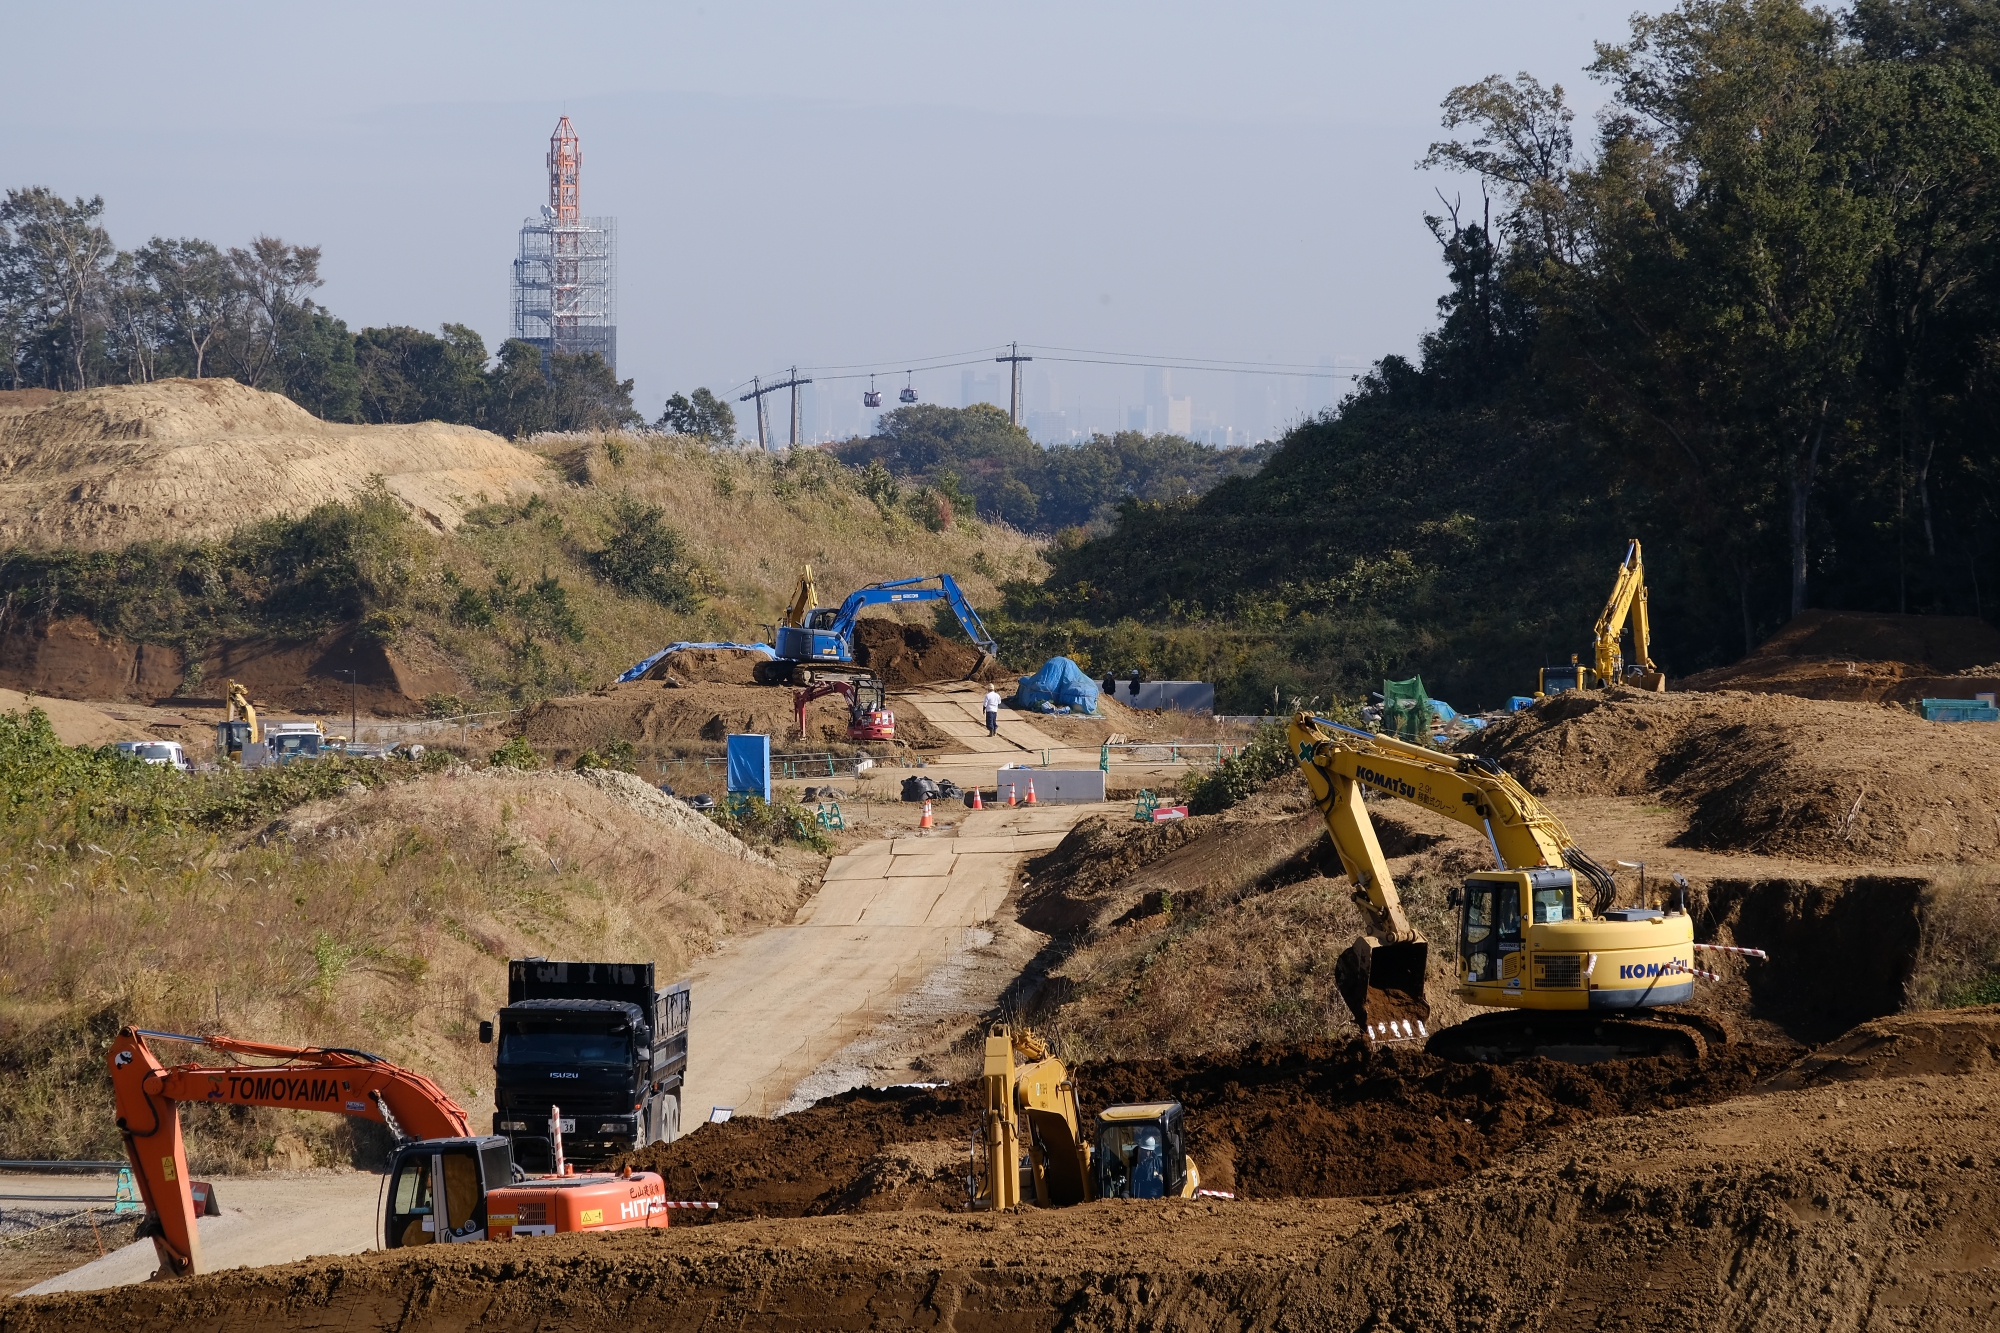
xmin=1025 ymin=778 xmax=1037 ymax=805
xmin=1006 ymin=783 xmax=1017 ymax=807
xmin=971 ymin=787 xmax=983 ymax=809
xmin=920 ymin=799 xmax=933 ymax=829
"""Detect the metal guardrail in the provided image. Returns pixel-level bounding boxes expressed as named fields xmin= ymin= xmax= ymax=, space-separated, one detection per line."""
xmin=693 ymin=751 xmax=876 ymax=781
xmin=1099 ymin=742 xmax=1247 ymax=766
xmin=0 ymin=1161 xmax=123 ymax=1173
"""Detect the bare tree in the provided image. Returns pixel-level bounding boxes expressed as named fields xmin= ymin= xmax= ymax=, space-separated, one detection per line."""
xmin=224 ymin=235 xmax=324 ymax=388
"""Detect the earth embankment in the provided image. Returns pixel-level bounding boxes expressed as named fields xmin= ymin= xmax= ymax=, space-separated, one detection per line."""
xmin=1462 ymin=686 xmax=2000 ymax=864
xmin=0 ymin=378 xmax=547 ymax=549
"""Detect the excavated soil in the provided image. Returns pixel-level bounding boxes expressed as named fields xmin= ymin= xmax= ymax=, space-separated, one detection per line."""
xmin=852 ymin=618 xmax=1005 ymax=688
xmin=1680 ymin=608 xmax=2000 ymax=703
xmin=0 ymin=616 xmax=463 ymax=715
xmin=514 ymin=679 xmax=956 ymax=765
xmin=22 ymin=1018 xmax=1999 ymax=1331
xmin=0 ymin=379 xmax=547 ymax=549
xmin=609 ymin=1039 xmax=1793 ymax=1218
xmin=1462 ymin=686 xmax=2000 ymax=864
xmin=641 ymin=646 xmax=763 ymax=685
xmin=1016 ymin=779 xmax=1327 ymax=936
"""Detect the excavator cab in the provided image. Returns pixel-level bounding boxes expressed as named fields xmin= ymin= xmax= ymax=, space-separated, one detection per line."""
xmin=384 ymin=1136 xmax=516 ymax=1248
xmin=1094 ymin=1103 xmax=1198 ymax=1200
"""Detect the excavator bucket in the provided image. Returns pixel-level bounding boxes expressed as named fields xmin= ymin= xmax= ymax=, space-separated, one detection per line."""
xmin=1335 ymin=935 xmax=1431 ymax=1042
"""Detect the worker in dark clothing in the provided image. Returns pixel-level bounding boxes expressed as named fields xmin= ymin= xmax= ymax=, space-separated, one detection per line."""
xmin=1126 ymin=667 xmax=1142 ymax=702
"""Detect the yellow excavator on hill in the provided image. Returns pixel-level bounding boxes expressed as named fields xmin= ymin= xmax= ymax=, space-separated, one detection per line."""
xmin=974 ymin=1025 xmax=1201 ymax=1209
xmin=1288 ymin=713 xmax=1719 ymax=1062
xmin=1538 ymin=539 xmax=1666 ymax=696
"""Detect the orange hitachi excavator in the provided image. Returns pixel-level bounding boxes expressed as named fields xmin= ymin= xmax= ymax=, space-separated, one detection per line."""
xmin=109 ymin=1027 xmax=673 ymax=1279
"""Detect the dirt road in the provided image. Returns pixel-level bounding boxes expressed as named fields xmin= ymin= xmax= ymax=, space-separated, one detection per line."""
xmin=678 ymin=802 xmax=1096 ymax=1121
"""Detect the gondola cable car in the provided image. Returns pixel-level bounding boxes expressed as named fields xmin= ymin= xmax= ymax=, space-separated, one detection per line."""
xmin=863 ymin=374 xmax=882 ymax=409
xmin=898 ymin=371 xmax=918 ymax=404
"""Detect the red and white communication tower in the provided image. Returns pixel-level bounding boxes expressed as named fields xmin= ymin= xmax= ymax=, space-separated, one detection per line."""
xmin=512 ymin=116 xmax=617 ymax=369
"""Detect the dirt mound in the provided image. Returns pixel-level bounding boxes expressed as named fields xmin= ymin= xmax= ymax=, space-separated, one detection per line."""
xmin=1680 ymin=609 xmax=2000 ymax=703
xmin=0 ymin=379 xmax=546 ymax=550
xmin=0 ymin=689 xmax=146 ymax=747
xmin=612 ymin=1038 xmax=1791 ymax=1218
xmin=645 ymin=647 xmax=761 ymax=685
xmin=852 ymin=617 xmax=996 ymax=688
xmin=1764 ymin=1005 xmax=2000 ymax=1088
xmin=514 ymin=679 xmax=955 ymax=766
xmin=1462 ymin=687 xmax=2000 ymax=864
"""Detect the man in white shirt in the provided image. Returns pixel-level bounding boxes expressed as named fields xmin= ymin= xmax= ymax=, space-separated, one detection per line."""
xmin=983 ymin=687 xmax=1003 ymax=736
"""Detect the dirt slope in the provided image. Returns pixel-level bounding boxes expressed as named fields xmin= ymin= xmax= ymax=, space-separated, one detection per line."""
xmin=0 ymin=688 xmax=146 ymax=746
xmin=1680 ymin=608 xmax=2000 ymax=703
xmin=0 ymin=379 xmax=547 ymax=549
xmin=1463 ymin=686 xmax=2000 ymax=864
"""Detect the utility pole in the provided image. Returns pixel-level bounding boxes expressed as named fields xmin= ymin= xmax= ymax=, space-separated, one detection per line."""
xmin=738 ymin=369 xmax=813 ymax=450
xmin=996 ymin=342 xmax=1032 ymax=428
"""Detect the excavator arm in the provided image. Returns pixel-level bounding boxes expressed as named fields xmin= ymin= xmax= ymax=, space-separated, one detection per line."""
xmin=1592 ymin=540 xmax=1664 ymax=691
xmin=829 ymin=575 xmax=1000 ymax=662
xmin=782 ymin=565 xmax=818 ymax=629
xmin=108 ymin=1028 xmax=472 ymax=1278
xmin=1288 ymin=714 xmax=1617 ymax=1037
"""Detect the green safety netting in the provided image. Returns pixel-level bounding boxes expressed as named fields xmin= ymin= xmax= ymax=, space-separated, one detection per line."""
xmin=1382 ymin=676 xmax=1435 ymax=744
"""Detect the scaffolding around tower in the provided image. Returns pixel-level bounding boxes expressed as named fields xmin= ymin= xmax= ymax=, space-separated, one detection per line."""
xmin=510 ymin=116 xmax=618 ymax=370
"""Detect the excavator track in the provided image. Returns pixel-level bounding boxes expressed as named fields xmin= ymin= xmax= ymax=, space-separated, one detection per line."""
xmin=1426 ymin=1008 xmax=1730 ymax=1065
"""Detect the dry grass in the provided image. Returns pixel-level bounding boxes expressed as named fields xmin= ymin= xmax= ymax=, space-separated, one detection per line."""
xmin=1908 ymin=866 xmax=2000 ymax=1010
xmin=401 ymin=434 xmax=1048 ymax=706
xmin=0 ymin=767 xmax=800 ymax=1174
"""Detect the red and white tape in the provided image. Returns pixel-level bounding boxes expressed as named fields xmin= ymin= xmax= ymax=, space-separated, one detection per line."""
xmin=1194 ymin=1189 xmax=1236 ymax=1200
xmin=661 ymin=1201 xmax=720 ymax=1209
xmin=1693 ymin=944 xmax=1769 ymax=960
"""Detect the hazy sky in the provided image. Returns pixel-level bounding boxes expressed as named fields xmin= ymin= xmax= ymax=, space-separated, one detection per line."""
xmin=3 ymin=2 xmax=1663 ymax=440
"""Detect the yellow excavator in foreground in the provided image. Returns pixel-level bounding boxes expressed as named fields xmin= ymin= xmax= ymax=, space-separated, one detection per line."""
xmin=1539 ymin=539 xmax=1666 ymax=696
xmin=1289 ymin=713 xmax=1720 ymax=1062
xmin=974 ymin=1026 xmax=1201 ymax=1209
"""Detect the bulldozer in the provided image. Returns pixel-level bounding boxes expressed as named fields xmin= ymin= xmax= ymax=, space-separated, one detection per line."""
xmin=972 ymin=1025 xmax=1202 ymax=1209
xmin=109 ymin=1028 xmax=677 ymax=1278
xmin=1538 ymin=539 xmax=1666 ymax=696
xmin=1288 ymin=713 xmax=1729 ymax=1062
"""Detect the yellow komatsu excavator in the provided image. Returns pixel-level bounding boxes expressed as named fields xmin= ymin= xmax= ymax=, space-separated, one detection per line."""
xmin=1539 ymin=539 xmax=1666 ymax=696
xmin=217 ymin=680 xmax=261 ymax=764
xmin=1288 ymin=713 xmax=1718 ymax=1062
xmin=975 ymin=1026 xmax=1201 ymax=1209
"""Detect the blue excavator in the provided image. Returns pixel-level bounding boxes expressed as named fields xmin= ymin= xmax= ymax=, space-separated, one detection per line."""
xmin=752 ymin=567 xmax=1000 ymax=686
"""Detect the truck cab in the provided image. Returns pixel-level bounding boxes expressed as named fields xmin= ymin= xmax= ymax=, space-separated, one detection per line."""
xmin=482 ymin=960 xmax=689 ymax=1172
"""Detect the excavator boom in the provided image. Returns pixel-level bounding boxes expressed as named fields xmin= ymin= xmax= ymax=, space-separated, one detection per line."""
xmin=1592 ymin=540 xmax=1665 ymax=692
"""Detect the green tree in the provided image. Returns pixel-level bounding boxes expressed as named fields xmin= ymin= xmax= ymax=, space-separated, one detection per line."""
xmin=134 ymin=236 xmax=236 ymax=379
xmin=656 ymin=386 xmax=737 ymax=444
xmin=486 ymin=338 xmax=553 ymax=438
xmin=0 ymin=188 xmax=116 ymax=389
xmin=354 ymin=323 xmax=490 ymax=425
xmin=590 ymin=495 xmax=703 ymax=611
xmin=547 ymin=351 xmax=641 ymax=433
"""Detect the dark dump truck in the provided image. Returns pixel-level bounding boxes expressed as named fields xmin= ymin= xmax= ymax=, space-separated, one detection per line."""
xmin=479 ymin=958 xmax=690 ymax=1172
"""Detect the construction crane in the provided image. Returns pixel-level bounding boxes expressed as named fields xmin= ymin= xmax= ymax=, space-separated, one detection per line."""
xmin=109 ymin=1028 xmax=675 ymax=1278
xmin=738 ymin=367 xmax=813 ymax=451
xmin=753 ymin=571 xmax=1000 ymax=686
xmin=1287 ymin=713 xmax=1729 ymax=1062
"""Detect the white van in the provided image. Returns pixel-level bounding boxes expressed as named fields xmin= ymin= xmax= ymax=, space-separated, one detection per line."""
xmin=117 ymin=740 xmax=189 ymax=772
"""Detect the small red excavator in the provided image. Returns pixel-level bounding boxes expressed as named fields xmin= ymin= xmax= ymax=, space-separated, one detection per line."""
xmin=110 ymin=1027 xmax=672 ymax=1279
xmin=793 ymin=677 xmax=895 ymax=741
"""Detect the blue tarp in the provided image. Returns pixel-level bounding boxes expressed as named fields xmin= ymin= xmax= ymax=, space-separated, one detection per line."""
xmin=618 ymin=641 xmax=775 ymax=683
xmin=1018 ymin=657 xmax=1100 ymax=713
xmin=726 ymin=734 xmax=771 ymax=801
xmin=1430 ymin=698 xmax=1459 ymax=723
